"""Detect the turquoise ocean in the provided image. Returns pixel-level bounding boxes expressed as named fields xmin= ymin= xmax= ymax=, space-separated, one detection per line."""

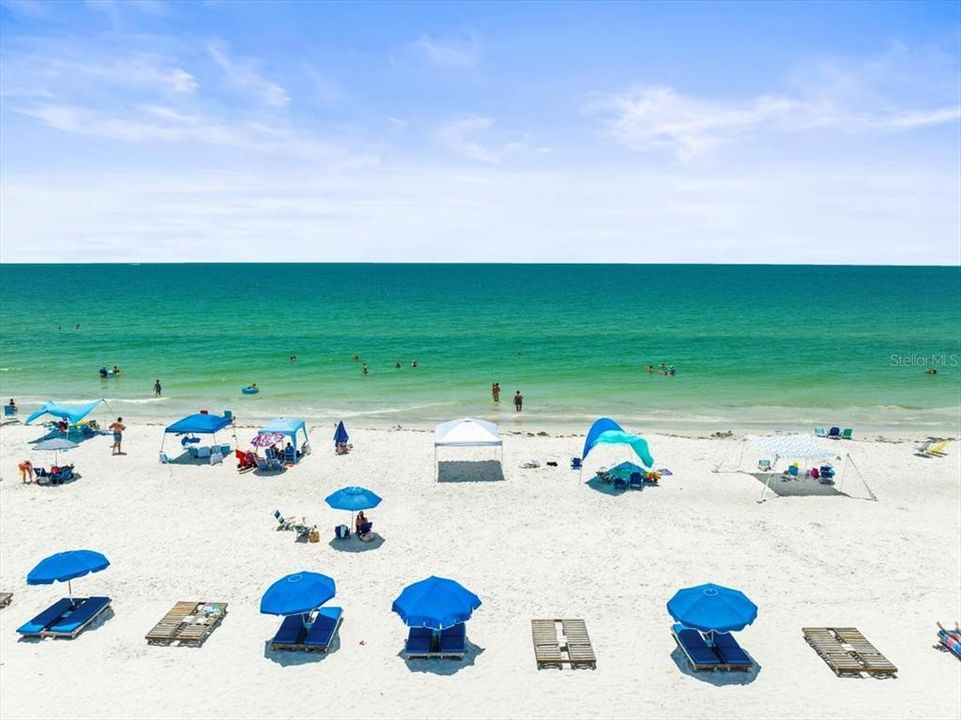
xmin=0 ymin=264 xmax=959 ymax=433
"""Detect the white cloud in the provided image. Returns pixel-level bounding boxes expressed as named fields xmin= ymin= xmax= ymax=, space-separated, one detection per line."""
xmin=435 ymin=115 xmax=534 ymax=164
xmin=407 ymin=33 xmax=479 ymax=67
xmin=207 ymin=40 xmax=289 ymax=108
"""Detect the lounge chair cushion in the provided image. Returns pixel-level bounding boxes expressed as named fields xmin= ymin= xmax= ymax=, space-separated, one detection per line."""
xmin=440 ymin=623 xmax=466 ymax=653
xmin=17 ymin=597 xmax=74 ymax=636
xmin=304 ymin=606 xmax=342 ymax=648
xmin=272 ymin=614 xmax=306 ymax=645
xmin=46 ymin=596 xmax=111 ymax=635
xmin=712 ymin=632 xmax=752 ymax=666
xmin=406 ymin=626 xmax=433 ymax=654
xmin=673 ymin=624 xmax=721 ymax=667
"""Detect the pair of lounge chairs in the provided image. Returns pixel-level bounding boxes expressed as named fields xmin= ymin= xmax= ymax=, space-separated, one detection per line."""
xmin=672 ymin=624 xmax=753 ymax=671
xmin=258 ymin=455 xmax=284 ymax=472
xmin=405 ymin=623 xmax=467 ymax=659
xmin=815 ymin=427 xmax=853 ymax=440
xmin=270 ymin=607 xmax=343 ymax=652
xmin=274 ymin=511 xmax=312 ymax=540
xmin=803 ymin=627 xmax=898 ymax=677
xmin=918 ymin=439 xmax=950 ymax=458
xmin=531 ymin=618 xmax=596 ymax=669
xmin=17 ymin=596 xmax=112 ymax=639
xmin=145 ymin=601 xmax=227 ymax=647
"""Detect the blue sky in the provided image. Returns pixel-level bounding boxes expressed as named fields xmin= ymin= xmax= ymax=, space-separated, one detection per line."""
xmin=1 ymin=0 xmax=959 ymax=263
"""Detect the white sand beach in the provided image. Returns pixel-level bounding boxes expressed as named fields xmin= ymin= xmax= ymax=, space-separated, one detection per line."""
xmin=1 ymin=422 xmax=959 ymax=720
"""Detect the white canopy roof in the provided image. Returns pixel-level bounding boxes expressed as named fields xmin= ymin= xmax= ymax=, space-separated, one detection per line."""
xmin=434 ymin=418 xmax=502 ymax=447
xmin=745 ymin=434 xmax=836 ymax=460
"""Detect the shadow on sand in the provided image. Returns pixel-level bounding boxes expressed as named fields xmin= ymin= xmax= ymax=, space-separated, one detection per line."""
xmin=398 ymin=639 xmax=485 ymax=675
xmin=437 ymin=460 xmax=504 ymax=483
xmin=328 ymin=534 xmax=385 ymax=552
xmin=262 ymin=633 xmax=341 ymax=666
xmin=670 ymin=646 xmax=761 ymax=685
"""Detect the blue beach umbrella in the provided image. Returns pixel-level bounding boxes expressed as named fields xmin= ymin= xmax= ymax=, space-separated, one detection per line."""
xmin=392 ymin=576 xmax=481 ymax=630
xmin=325 ymin=486 xmax=382 ymax=512
xmin=27 ymin=549 xmax=110 ymax=600
xmin=33 ymin=437 xmax=79 ymax=465
xmin=667 ymin=583 xmax=758 ymax=634
xmin=333 ymin=421 xmax=349 ymax=446
xmin=260 ymin=572 xmax=336 ymax=617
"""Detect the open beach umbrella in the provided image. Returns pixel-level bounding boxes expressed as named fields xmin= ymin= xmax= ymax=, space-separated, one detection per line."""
xmin=667 ymin=583 xmax=758 ymax=634
xmin=325 ymin=486 xmax=382 ymax=527
xmin=333 ymin=421 xmax=349 ymax=446
xmin=260 ymin=572 xmax=336 ymax=617
xmin=33 ymin=437 xmax=79 ymax=465
xmin=251 ymin=432 xmax=285 ymax=448
xmin=392 ymin=576 xmax=481 ymax=630
xmin=27 ymin=549 xmax=109 ymax=601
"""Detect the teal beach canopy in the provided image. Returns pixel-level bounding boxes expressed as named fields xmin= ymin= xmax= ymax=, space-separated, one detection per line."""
xmin=165 ymin=413 xmax=232 ymax=434
xmin=259 ymin=417 xmax=309 ymax=452
xmin=582 ymin=417 xmax=654 ymax=468
xmin=25 ymin=399 xmax=104 ymax=426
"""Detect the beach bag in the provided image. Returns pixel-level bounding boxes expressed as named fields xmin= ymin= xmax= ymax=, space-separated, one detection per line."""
xmin=335 ymin=524 xmax=350 ymax=539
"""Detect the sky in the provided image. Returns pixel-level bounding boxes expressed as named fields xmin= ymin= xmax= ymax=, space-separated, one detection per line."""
xmin=1 ymin=0 xmax=959 ymax=264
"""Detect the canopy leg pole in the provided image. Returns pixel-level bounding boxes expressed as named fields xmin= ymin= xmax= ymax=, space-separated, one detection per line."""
xmin=756 ymin=471 xmax=775 ymax=504
xmin=838 ymin=454 xmax=849 ymax=493
xmin=846 ymin=454 xmax=877 ymax=502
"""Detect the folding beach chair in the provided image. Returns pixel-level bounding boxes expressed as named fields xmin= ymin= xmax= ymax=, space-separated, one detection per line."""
xmin=570 ymin=457 xmax=582 ymax=470
xmin=814 ymin=427 xmax=827 ymax=438
xmin=841 ymin=428 xmax=853 ymax=440
xmin=827 ymin=427 xmax=841 ymax=440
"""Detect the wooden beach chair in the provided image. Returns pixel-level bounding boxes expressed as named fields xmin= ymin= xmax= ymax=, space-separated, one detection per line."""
xmin=561 ymin=619 xmax=597 ymax=669
xmin=531 ymin=619 xmax=564 ymax=668
xmin=146 ymin=602 xmax=227 ymax=647
xmin=832 ymin=627 xmax=897 ymax=677
xmin=0 ymin=592 xmax=12 ymax=609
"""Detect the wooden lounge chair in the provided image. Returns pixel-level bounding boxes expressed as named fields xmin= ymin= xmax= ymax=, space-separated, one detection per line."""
xmin=146 ymin=601 xmax=228 ymax=647
xmin=833 ymin=627 xmax=898 ymax=677
xmin=531 ymin=619 xmax=564 ymax=668
xmin=0 ymin=592 xmax=12 ymax=609
xmin=803 ymin=627 xmax=897 ymax=678
xmin=531 ymin=619 xmax=597 ymax=670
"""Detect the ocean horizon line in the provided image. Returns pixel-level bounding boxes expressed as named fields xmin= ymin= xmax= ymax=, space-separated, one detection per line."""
xmin=3 ymin=261 xmax=961 ymax=268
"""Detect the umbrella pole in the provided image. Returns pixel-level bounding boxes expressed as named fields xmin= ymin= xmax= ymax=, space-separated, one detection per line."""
xmin=68 ymin=580 xmax=72 ymax=603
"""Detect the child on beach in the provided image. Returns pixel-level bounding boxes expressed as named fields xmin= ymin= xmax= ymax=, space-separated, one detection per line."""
xmin=18 ymin=460 xmax=33 ymax=483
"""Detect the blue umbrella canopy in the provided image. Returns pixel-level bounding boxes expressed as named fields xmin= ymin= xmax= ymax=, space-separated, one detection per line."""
xmin=392 ymin=576 xmax=481 ymax=630
xmin=325 ymin=486 xmax=382 ymax=512
xmin=27 ymin=550 xmax=109 ymax=585
xmin=34 ymin=438 xmax=80 ymax=452
xmin=260 ymin=572 xmax=336 ymax=616
xmin=333 ymin=421 xmax=349 ymax=445
xmin=667 ymin=583 xmax=758 ymax=633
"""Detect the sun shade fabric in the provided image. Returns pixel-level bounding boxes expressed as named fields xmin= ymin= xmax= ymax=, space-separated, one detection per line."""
xmin=25 ymin=399 xmax=104 ymax=426
xmin=667 ymin=583 xmax=758 ymax=633
xmin=260 ymin=572 xmax=336 ymax=616
xmin=434 ymin=418 xmax=502 ymax=447
xmin=27 ymin=550 xmax=110 ymax=584
xmin=165 ymin=413 xmax=232 ymax=434
xmin=582 ymin=417 xmax=624 ymax=459
xmin=745 ymin=434 xmax=836 ymax=460
xmin=582 ymin=418 xmax=654 ymax=468
xmin=391 ymin=576 xmax=482 ymax=630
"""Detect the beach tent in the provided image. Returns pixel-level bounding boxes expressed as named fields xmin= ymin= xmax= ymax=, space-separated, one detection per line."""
xmin=25 ymin=399 xmax=104 ymax=426
xmin=715 ymin=434 xmax=876 ymax=503
xmin=579 ymin=417 xmax=654 ymax=480
xmin=258 ymin=417 xmax=309 ymax=459
xmin=160 ymin=412 xmax=236 ymax=460
xmin=434 ymin=418 xmax=502 ymax=478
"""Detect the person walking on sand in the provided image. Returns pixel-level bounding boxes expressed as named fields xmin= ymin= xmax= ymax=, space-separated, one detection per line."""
xmin=514 ymin=390 xmax=523 ymax=412
xmin=154 ymin=379 xmax=162 ymax=396
xmin=492 ymin=382 xmax=500 ymax=403
xmin=109 ymin=417 xmax=126 ymax=455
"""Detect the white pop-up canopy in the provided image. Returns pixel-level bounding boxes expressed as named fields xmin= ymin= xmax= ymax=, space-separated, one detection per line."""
xmin=434 ymin=418 xmax=502 ymax=477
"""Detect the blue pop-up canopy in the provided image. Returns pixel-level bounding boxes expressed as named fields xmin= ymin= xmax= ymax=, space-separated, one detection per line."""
xmin=259 ymin=417 xmax=309 ymax=455
xmin=581 ymin=418 xmax=654 ymax=475
xmin=25 ymin=399 xmax=104 ymax=426
xmin=165 ymin=413 xmax=232 ymax=434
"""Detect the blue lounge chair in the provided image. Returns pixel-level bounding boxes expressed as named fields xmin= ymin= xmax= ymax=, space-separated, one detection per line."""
xmin=629 ymin=472 xmax=643 ymax=490
xmin=827 ymin=427 xmax=841 ymax=440
xmin=284 ymin=447 xmax=296 ymax=464
xmin=271 ymin=614 xmax=306 ymax=651
xmin=44 ymin=596 xmax=111 ymax=638
xmin=3 ymin=404 xmax=17 ymax=418
xmin=304 ymin=607 xmax=343 ymax=652
xmin=439 ymin=623 xmax=466 ymax=658
xmin=17 ymin=598 xmax=73 ymax=637
xmin=672 ymin=624 xmax=722 ymax=671
xmin=712 ymin=632 xmax=753 ymax=670
xmin=405 ymin=627 xmax=434 ymax=658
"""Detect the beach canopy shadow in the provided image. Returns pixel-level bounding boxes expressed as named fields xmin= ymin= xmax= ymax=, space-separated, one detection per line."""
xmin=437 ymin=460 xmax=504 ymax=483
xmin=670 ymin=646 xmax=761 ymax=685
xmin=328 ymin=534 xmax=385 ymax=552
xmin=398 ymin=639 xmax=484 ymax=675
xmin=585 ymin=476 xmax=628 ymax=496
xmin=750 ymin=472 xmax=846 ymax=498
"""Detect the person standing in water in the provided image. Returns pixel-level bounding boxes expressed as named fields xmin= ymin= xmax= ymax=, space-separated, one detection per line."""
xmin=362 ymin=363 xmax=369 ymax=375
xmin=514 ymin=390 xmax=523 ymax=412
xmin=153 ymin=379 xmax=162 ymax=396
xmin=492 ymin=383 xmax=500 ymax=402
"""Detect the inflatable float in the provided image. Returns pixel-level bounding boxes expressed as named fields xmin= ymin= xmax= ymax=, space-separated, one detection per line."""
xmin=242 ymin=385 xmax=259 ymax=395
